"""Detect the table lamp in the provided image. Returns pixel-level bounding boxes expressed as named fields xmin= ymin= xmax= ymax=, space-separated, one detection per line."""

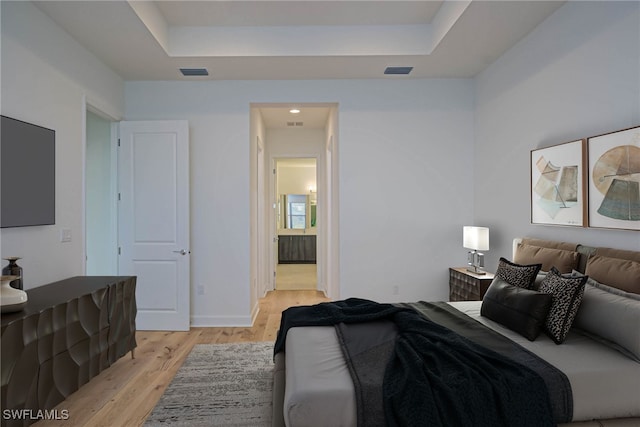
xmin=463 ymin=226 xmax=489 ymax=275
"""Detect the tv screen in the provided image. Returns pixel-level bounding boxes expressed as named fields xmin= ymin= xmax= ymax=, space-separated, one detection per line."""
xmin=1 ymin=115 xmax=56 ymax=228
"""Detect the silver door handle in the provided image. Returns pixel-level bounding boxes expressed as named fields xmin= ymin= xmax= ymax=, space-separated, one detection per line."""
xmin=173 ymin=249 xmax=189 ymax=255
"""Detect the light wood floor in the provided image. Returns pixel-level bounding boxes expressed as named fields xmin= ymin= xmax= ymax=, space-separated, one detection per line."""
xmin=33 ymin=290 xmax=330 ymax=427
xmin=275 ymin=263 xmax=317 ymax=290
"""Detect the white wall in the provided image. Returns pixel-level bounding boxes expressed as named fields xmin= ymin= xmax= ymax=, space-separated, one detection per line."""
xmin=338 ymin=82 xmax=475 ymax=302
xmin=124 ymin=79 xmax=474 ymax=323
xmin=277 ymin=163 xmax=317 ymax=196
xmin=474 ymin=1 xmax=640 ymax=270
xmin=0 ymin=1 xmax=124 ymax=288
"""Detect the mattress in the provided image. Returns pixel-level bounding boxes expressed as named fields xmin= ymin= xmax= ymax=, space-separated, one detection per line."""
xmin=283 ymin=326 xmax=356 ymax=427
xmin=282 ymin=301 xmax=640 ymax=426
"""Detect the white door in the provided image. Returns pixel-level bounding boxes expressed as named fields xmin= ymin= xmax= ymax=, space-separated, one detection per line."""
xmin=118 ymin=120 xmax=190 ymax=331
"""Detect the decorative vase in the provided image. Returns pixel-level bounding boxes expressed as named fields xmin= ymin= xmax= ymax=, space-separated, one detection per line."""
xmin=1 ymin=275 xmax=28 ymax=313
xmin=2 ymin=257 xmax=23 ymax=290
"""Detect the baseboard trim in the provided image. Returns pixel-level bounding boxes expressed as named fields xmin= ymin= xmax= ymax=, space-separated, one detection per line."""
xmin=250 ymin=302 xmax=260 ymax=326
xmin=190 ymin=314 xmax=253 ymax=327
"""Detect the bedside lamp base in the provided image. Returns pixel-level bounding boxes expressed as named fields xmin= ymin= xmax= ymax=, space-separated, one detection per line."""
xmin=466 ymin=250 xmax=486 ymax=275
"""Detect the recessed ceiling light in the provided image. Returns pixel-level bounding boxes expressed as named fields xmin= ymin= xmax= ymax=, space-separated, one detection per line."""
xmin=180 ymin=68 xmax=209 ymax=76
xmin=289 ymin=108 xmax=301 ymax=114
xmin=384 ymin=66 xmax=413 ymax=75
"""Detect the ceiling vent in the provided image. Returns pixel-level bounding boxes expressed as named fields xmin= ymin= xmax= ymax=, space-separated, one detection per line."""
xmin=384 ymin=66 xmax=413 ymax=75
xmin=180 ymin=68 xmax=209 ymax=76
xmin=287 ymin=122 xmax=304 ymax=127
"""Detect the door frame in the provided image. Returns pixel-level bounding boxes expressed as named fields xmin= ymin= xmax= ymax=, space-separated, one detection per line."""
xmin=250 ymin=103 xmax=340 ymax=319
xmin=82 ymin=99 xmax=120 ymax=276
xmin=271 ymin=157 xmax=320 ymax=292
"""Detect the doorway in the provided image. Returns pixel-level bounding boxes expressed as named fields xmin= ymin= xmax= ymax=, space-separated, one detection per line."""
xmin=85 ymin=108 xmax=117 ymax=275
xmin=250 ymin=102 xmax=340 ymax=307
xmin=275 ymin=158 xmax=318 ymax=291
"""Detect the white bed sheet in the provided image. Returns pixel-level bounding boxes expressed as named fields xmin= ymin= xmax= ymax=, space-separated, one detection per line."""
xmin=284 ymin=326 xmax=356 ymax=427
xmin=283 ymin=302 xmax=640 ymax=426
xmin=452 ymin=301 xmax=640 ymax=421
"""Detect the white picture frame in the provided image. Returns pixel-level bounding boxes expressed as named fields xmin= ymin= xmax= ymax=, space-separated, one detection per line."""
xmin=531 ymin=139 xmax=587 ymax=227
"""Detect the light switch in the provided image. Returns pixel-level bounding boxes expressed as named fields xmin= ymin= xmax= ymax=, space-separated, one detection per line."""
xmin=60 ymin=228 xmax=72 ymax=243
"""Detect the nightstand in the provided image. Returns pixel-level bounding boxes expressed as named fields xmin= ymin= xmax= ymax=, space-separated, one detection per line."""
xmin=449 ymin=267 xmax=495 ymax=301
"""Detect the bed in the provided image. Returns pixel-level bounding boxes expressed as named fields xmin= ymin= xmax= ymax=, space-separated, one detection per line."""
xmin=272 ymin=238 xmax=640 ymax=426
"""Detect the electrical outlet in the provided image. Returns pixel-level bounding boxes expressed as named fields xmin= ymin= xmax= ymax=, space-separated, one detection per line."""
xmin=392 ymin=285 xmax=399 ymax=295
xmin=60 ymin=228 xmax=72 ymax=243
xmin=197 ymin=285 xmax=205 ymax=295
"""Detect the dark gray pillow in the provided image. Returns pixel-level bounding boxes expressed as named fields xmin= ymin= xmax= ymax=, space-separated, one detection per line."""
xmin=573 ymin=281 xmax=640 ymax=361
xmin=495 ymin=257 xmax=542 ymax=290
xmin=481 ymin=277 xmax=553 ymax=341
xmin=539 ymin=267 xmax=587 ymax=344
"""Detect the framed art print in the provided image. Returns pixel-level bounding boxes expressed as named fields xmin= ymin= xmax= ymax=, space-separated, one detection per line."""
xmin=531 ymin=139 xmax=586 ymax=227
xmin=587 ymin=126 xmax=640 ymax=230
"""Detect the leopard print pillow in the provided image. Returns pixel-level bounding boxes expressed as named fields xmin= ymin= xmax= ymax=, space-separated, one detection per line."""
xmin=539 ymin=267 xmax=587 ymax=344
xmin=495 ymin=257 xmax=542 ymax=290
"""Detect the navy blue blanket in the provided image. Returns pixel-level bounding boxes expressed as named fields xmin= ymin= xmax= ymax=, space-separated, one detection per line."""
xmin=274 ymin=298 xmax=556 ymax=427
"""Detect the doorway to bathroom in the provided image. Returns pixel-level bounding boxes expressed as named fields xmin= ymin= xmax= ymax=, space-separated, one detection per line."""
xmin=250 ymin=102 xmax=340 ymax=303
xmin=275 ymin=158 xmax=318 ymax=290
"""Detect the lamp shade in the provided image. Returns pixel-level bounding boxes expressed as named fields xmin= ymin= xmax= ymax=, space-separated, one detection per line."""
xmin=463 ymin=226 xmax=489 ymax=251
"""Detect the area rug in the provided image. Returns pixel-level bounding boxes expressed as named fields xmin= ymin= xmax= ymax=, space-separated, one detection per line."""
xmin=144 ymin=342 xmax=274 ymax=427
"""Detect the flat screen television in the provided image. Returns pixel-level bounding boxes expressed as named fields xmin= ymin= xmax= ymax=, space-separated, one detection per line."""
xmin=1 ymin=115 xmax=56 ymax=228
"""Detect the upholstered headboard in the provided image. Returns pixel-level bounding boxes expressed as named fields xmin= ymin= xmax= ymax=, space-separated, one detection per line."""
xmin=506 ymin=237 xmax=640 ymax=362
xmin=512 ymin=237 xmax=640 ymax=294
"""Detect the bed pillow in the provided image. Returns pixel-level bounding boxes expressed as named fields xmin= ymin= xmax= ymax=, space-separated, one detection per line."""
xmin=514 ymin=244 xmax=579 ymax=273
xmin=573 ymin=281 xmax=640 ymax=361
xmin=596 ymin=247 xmax=640 ymax=263
xmin=481 ymin=277 xmax=553 ymax=341
xmin=539 ymin=267 xmax=587 ymax=344
xmin=533 ymin=272 xmax=547 ymax=290
xmin=495 ymin=257 xmax=542 ymax=290
xmin=585 ymin=255 xmax=640 ymax=294
xmin=583 ymin=275 xmax=640 ymax=301
xmin=570 ymin=270 xmax=640 ymax=300
xmin=520 ymin=238 xmax=576 ymax=252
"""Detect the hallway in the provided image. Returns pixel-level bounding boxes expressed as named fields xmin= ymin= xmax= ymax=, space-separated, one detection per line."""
xmin=275 ymin=264 xmax=317 ymax=290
